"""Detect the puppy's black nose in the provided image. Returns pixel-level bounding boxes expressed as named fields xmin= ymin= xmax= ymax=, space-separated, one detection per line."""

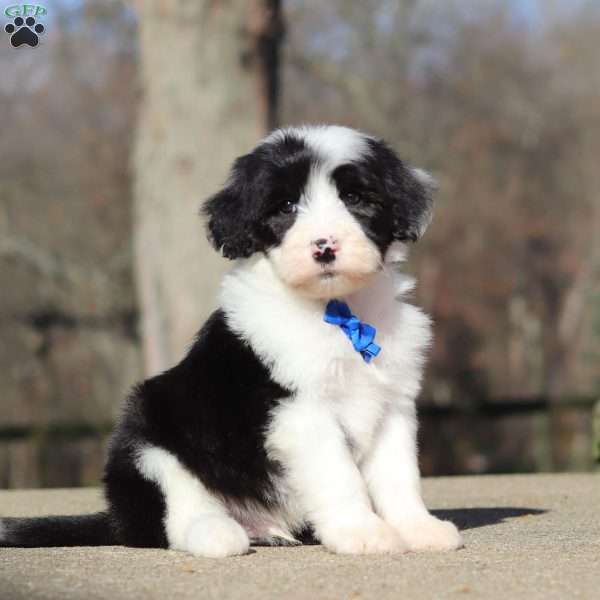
xmin=312 ymin=237 xmax=338 ymax=263
xmin=314 ymin=247 xmax=336 ymax=264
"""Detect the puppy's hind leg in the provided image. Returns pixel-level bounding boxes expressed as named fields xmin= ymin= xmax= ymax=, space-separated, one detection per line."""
xmin=137 ymin=446 xmax=249 ymax=558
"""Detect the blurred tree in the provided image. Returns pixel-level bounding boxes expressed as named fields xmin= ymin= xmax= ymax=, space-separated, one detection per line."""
xmin=0 ymin=0 xmax=140 ymax=487
xmin=133 ymin=0 xmax=284 ymax=374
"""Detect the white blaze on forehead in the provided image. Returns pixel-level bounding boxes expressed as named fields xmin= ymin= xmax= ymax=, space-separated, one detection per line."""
xmin=300 ymin=125 xmax=371 ymax=166
xmin=299 ymin=168 xmax=344 ymax=218
xmin=265 ymin=125 xmax=371 ymax=167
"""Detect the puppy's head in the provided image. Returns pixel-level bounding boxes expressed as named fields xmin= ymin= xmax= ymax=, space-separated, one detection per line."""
xmin=204 ymin=125 xmax=434 ymax=299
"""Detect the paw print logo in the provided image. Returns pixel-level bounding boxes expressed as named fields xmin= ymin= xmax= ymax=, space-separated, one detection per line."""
xmin=5 ymin=16 xmax=45 ymax=47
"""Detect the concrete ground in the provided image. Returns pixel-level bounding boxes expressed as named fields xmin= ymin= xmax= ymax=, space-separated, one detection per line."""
xmin=0 ymin=474 xmax=599 ymax=600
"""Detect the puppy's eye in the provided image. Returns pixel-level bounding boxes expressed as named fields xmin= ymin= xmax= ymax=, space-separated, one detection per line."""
xmin=342 ymin=191 xmax=361 ymax=206
xmin=279 ymin=200 xmax=298 ymax=214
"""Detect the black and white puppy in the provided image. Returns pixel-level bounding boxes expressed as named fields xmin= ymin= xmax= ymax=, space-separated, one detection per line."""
xmin=0 ymin=125 xmax=462 ymax=557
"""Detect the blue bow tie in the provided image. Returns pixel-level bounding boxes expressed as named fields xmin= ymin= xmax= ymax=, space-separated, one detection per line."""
xmin=324 ymin=300 xmax=381 ymax=363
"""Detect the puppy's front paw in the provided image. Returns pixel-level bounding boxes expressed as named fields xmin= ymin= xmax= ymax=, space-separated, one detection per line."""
xmin=184 ymin=515 xmax=250 ymax=558
xmin=321 ymin=513 xmax=407 ymax=555
xmin=397 ymin=515 xmax=463 ymax=552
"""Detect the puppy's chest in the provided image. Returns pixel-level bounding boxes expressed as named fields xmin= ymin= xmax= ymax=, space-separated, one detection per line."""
xmin=287 ymin=327 xmax=399 ymax=455
xmin=256 ymin=298 xmax=407 ymax=400
xmin=324 ymin=354 xmax=396 ymax=446
xmin=226 ymin=288 xmax=426 ymax=452
xmin=268 ymin=298 xmax=397 ymax=379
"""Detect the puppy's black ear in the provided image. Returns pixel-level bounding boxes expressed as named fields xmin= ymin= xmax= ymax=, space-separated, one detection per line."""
xmin=202 ymin=154 xmax=261 ymax=259
xmin=401 ymin=167 xmax=435 ymax=241
xmin=367 ymin=139 xmax=435 ymax=242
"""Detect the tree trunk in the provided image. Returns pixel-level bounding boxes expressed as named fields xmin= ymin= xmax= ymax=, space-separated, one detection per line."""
xmin=133 ymin=0 xmax=283 ymax=374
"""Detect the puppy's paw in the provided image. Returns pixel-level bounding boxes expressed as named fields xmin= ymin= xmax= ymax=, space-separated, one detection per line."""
xmin=321 ymin=513 xmax=407 ymax=555
xmin=184 ymin=515 xmax=250 ymax=558
xmin=397 ymin=515 xmax=463 ymax=552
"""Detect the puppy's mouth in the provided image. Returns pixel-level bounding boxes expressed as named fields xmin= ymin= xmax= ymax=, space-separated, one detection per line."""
xmin=318 ymin=265 xmax=378 ymax=281
xmin=319 ymin=266 xmax=337 ymax=280
xmin=315 ymin=268 xmax=375 ymax=289
xmin=319 ymin=272 xmax=336 ymax=280
xmin=283 ymin=263 xmax=379 ymax=299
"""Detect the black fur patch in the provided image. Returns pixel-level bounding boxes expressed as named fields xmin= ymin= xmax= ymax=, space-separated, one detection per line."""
xmin=331 ymin=139 xmax=432 ymax=253
xmin=330 ymin=161 xmax=396 ymax=254
xmin=103 ymin=444 xmax=168 ymax=548
xmin=362 ymin=138 xmax=433 ymax=243
xmin=204 ymin=133 xmax=315 ymax=259
xmin=103 ymin=310 xmax=292 ymax=547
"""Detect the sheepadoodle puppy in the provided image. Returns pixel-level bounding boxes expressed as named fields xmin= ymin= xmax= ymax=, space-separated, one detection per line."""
xmin=0 ymin=125 xmax=462 ymax=557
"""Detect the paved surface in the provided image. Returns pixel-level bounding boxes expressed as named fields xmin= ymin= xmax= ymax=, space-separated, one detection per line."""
xmin=0 ymin=474 xmax=599 ymax=600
